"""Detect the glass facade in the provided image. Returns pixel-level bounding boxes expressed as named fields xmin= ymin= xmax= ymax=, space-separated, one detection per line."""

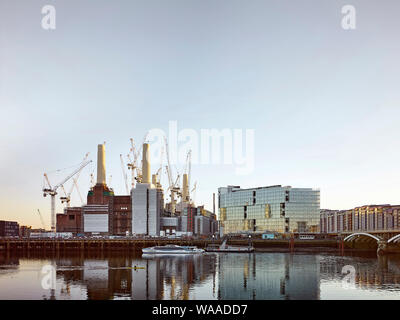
xmin=219 ymin=185 xmax=320 ymax=234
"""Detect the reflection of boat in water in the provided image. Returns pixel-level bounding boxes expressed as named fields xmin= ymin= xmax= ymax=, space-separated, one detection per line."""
xmin=142 ymin=245 xmax=205 ymax=254
xmin=205 ymin=238 xmax=255 ymax=253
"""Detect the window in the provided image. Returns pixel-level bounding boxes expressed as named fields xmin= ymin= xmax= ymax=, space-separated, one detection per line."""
xmin=69 ymin=215 xmax=75 ymax=220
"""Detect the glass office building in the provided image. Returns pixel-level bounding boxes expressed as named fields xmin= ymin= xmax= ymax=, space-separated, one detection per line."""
xmin=218 ymin=185 xmax=320 ymax=234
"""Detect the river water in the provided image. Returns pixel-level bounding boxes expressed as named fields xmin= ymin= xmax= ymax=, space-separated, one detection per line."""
xmin=0 ymin=251 xmax=399 ymax=300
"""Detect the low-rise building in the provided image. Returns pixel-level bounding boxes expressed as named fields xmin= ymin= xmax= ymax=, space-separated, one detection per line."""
xmin=19 ymin=225 xmax=32 ymax=238
xmin=181 ymin=205 xmax=218 ymax=237
xmin=320 ymin=204 xmax=400 ymax=234
xmin=112 ymin=195 xmax=131 ymax=235
xmin=0 ymin=221 xmax=19 ymax=237
xmin=57 ymin=207 xmax=83 ymax=234
xmin=160 ymin=216 xmax=180 ymax=235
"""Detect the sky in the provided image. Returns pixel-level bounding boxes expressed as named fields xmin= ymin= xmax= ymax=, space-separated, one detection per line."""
xmin=1 ymin=0 xmax=400 ymax=228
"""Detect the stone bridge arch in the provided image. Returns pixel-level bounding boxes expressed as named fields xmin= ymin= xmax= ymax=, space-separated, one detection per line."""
xmin=388 ymin=234 xmax=400 ymax=244
xmin=343 ymin=233 xmax=383 ymax=242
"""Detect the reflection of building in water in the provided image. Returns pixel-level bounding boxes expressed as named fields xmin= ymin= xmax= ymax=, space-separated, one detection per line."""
xmin=109 ymin=256 xmax=132 ymax=297
xmin=57 ymin=256 xmax=84 ymax=282
xmin=4 ymin=252 xmax=400 ymax=300
xmin=0 ymin=253 xmax=19 ymax=267
xmin=54 ymin=253 xmax=216 ymax=300
xmin=83 ymin=260 xmax=110 ymax=299
xmin=320 ymin=255 xmax=400 ymax=290
xmin=131 ymin=257 xmax=162 ymax=300
xmin=218 ymin=253 xmax=320 ymax=300
xmin=56 ymin=254 xmax=133 ymax=300
xmin=140 ymin=254 xmax=217 ymax=300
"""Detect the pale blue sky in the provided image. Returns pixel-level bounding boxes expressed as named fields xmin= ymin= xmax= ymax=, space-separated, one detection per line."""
xmin=1 ymin=0 xmax=400 ymax=227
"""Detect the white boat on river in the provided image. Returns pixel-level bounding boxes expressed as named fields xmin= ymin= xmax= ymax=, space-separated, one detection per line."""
xmin=142 ymin=244 xmax=205 ymax=254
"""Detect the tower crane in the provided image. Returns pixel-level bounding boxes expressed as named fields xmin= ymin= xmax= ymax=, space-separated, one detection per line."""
xmin=154 ymin=167 xmax=162 ymax=188
xmin=165 ymin=165 xmax=181 ymax=215
xmin=126 ymin=133 xmax=149 ymax=188
xmin=60 ymin=152 xmax=90 ymax=207
xmin=72 ymin=178 xmax=84 ymax=205
xmin=183 ymin=150 xmax=192 ymax=203
xmin=127 ymin=138 xmax=141 ymax=187
xmin=164 ymin=136 xmax=180 ymax=215
xmin=37 ymin=209 xmax=46 ymax=230
xmin=90 ymin=172 xmax=95 ymax=188
xmin=191 ymin=182 xmax=197 ymax=206
xmin=154 ymin=146 xmax=164 ymax=187
xmin=173 ymin=173 xmax=181 ymax=195
xmin=60 ymin=184 xmax=70 ymax=206
xmin=120 ymin=154 xmax=129 ymax=194
xmin=43 ymin=159 xmax=92 ymax=232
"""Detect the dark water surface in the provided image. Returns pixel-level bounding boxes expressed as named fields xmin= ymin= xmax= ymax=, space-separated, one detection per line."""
xmin=0 ymin=251 xmax=399 ymax=300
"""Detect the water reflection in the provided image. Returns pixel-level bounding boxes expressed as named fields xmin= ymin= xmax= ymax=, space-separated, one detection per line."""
xmin=0 ymin=253 xmax=19 ymax=269
xmin=217 ymin=253 xmax=320 ymax=299
xmin=0 ymin=251 xmax=399 ymax=300
xmin=319 ymin=253 xmax=400 ymax=291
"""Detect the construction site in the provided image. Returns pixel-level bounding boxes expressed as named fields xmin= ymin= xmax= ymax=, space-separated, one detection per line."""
xmin=33 ymin=136 xmax=219 ymax=240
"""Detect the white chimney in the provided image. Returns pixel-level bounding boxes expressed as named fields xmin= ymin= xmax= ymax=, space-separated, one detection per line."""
xmin=142 ymin=143 xmax=151 ymax=184
xmin=96 ymin=144 xmax=106 ymax=185
xmin=182 ymin=173 xmax=189 ymax=202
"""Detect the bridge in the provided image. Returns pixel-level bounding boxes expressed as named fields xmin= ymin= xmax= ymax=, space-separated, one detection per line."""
xmin=343 ymin=232 xmax=400 ymax=254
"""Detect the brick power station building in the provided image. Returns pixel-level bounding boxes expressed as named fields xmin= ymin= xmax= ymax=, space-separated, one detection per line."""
xmin=57 ymin=143 xmax=217 ymax=237
xmin=56 ymin=144 xmax=131 ymax=236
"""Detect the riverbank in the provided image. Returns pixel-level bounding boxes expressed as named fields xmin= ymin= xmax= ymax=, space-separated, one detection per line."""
xmin=1 ymin=238 xmax=395 ymax=252
xmin=0 ymin=238 xmax=338 ymax=250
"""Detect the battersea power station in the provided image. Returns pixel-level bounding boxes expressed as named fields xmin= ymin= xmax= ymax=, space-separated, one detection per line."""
xmin=56 ymin=143 xmax=218 ymax=237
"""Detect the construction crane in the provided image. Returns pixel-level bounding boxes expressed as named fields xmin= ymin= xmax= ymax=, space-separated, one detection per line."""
xmin=43 ymin=159 xmax=92 ymax=232
xmin=191 ymin=181 xmax=197 ymax=206
xmin=165 ymin=165 xmax=175 ymax=214
xmin=154 ymin=146 xmax=164 ymax=187
xmin=154 ymin=167 xmax=162 ymax=188
xmin=164 ymin=136 xmax=180 ymax=214
xmin=183 ymin=150 xmax=192 ymax=203
xmin=72 ymin=178 xmax=84 ymax=205
xmin=60 ymin=152 xmax=89 ymax=207
xmin=37 ymin=209 xmax=46 ymax=230
xmin=127 ymin=138 xmax=141 ymax=187
xmin=173 ymin=173 xmax=181 ymax=195
xmin=120 ymin=154 xmax=129 ymax=194
xmin=90 ymin=171 xmax=95 ymax=188
xmin=127 ymin=133 xmax=149 ymax=187
xmin=60 ymin=184 xmax=70 ymax=206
